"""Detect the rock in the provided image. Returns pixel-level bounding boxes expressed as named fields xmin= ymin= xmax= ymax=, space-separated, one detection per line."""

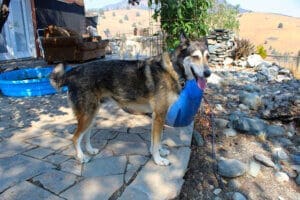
xmin=244 ymin=84 xmax=261 ymax=92
xmin=272 ymin=137 xmax=293 ymax=147
xmin=223 ymin=128 xmax=237 ymax=137
xmin=248 ymin=161 xmax=261 ymax=177
xmin=239 ymin=91 xmax=262 ymax=110
xmin=232 ymin=192 xmax=247 ymax=200
xmin=266 ymin=125 xmax=285 ymax=138
xmin=223 ymin=57 xmax=233 ymax=66
xmin=254 ymin=154 xmax=275 ymax=168
xmin=218 ymin=158 xmax=247 ymax=178
xmin=230 ymin=113 xmax=267 ymax=135
xmin=228 ymin=179 xmax=241 ymax=190
xmin=239 ymin=60 xmax=248 ymax=68
xmin=247 ymin=54 xmax=263 ymax=67
xmin=238 ymin=104 xmax=249 ymax=111
xmin=296 ymin=175 xmax=300 ymax=185
xmin=213 ymin=188 xmax=222 ymax=195
xmin=207 ymin=73 xmax=223 ymax=87
xmin=275 ymin=171 xmax=289 ymax=182
xmin=214 ymin=118 xmax=229 ymax=128
xmin=272 ymin=147 xmax=289 ymax=161
xmin=291 ymin=154 xmax=300 ymax=165
xmin=193 ymin=130 xmax=204 ymax=147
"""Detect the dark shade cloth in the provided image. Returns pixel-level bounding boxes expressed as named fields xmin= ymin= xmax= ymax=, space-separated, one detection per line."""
xmin=34 ymin=0 xmax=86 ymax=34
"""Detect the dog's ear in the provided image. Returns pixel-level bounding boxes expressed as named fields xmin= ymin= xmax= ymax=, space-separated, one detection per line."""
xmin=180 ymin=32 xmax=189 ymax=44
xmin=199 ymin=37 xmax=208 ymax=47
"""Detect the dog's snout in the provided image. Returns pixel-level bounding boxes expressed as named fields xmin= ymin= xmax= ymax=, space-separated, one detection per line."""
xmin=204 ymin=69 xmax=211 ymax=78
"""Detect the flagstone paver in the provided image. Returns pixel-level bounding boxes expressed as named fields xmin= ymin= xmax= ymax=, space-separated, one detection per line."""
xmin=0 ymin=93 xmax=194 ymax=200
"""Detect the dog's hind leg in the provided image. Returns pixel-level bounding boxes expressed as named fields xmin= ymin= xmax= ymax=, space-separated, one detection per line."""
xmin=85 ymin=124 xmax=100 ymax=155
xmin=72 ymin=113 xmax=95 ymax=163
xmin=151 ymin=112 xmax=170 ymax=166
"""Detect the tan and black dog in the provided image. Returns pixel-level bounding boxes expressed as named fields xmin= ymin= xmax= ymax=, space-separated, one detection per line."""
xmin=50 ymin=35 xmax=211 ymax=166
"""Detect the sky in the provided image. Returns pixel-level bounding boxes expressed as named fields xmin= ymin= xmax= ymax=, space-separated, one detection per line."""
xmin=226 ymin=0 xmax=300 ymax=18
xmin=84 ymin=0 xmax=300 ymax=18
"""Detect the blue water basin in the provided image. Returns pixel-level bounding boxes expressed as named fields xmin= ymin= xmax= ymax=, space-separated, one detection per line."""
xmin=0 ymin=66 xmax=69 ymax=97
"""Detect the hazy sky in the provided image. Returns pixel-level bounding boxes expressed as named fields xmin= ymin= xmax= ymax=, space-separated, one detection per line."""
xmin=227 ymin=0 xmax=300 ymax=18
xmin=84 ymin=0 xmax=300 ymax=18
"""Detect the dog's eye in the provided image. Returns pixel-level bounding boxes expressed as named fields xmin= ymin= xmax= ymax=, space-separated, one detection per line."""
xmin=192 ymin=55 xmax=200 ymax=59
xmin=206 ymin=54 xmax=210 ymax=60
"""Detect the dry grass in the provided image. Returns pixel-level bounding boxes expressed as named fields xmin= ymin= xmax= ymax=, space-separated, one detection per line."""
xmin=97 ymin=9 xmax=160 ymax=37
xmin=238 ymin=12 xmax=300 ymax=78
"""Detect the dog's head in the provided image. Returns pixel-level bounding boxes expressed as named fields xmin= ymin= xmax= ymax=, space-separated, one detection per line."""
xmin=172 ymin=34 xmax=211 ymax=90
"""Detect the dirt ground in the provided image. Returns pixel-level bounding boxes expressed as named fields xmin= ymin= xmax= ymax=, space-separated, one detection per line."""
xmin=177 ymin=83 xmax=300 ymax=200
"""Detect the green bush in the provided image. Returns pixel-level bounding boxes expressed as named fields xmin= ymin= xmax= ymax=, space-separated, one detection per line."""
xmin=149 ymin=0 xmax=212 ymax=49
xmin=256 ymin=45 xmax=267 ymax=59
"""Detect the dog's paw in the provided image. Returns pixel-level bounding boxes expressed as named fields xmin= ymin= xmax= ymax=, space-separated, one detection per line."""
xmin=153 ymin=155 xmax=170 ymax=166
xmin=78 ymin=154 xmax=91 ymax=163
xmin=87 ymin=148 xmax=99 ymax=155
xmin=159 ymin=147 xmax=170 ymax=157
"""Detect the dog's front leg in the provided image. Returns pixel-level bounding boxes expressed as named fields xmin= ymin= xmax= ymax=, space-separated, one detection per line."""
xmin=151 ymin=112 xmax=170 ymax=166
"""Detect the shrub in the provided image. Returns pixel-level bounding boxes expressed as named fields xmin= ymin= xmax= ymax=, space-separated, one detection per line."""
xmin=112 ymin=12 xmax=116 ymax=17
xmin=119 ymin=19 xmax=123 ymax=24
xmin=124 ymin=15 xmax=129 ymax=21
xmin=278 ymin=22 xmax=283 ymax=29
xmin=233 ymin=38 xmax=255 ymax=60
xmin=256 ymin=45 xmax=267 ymax=59
xmin=132 ymin=22 xmax=137 ymax=28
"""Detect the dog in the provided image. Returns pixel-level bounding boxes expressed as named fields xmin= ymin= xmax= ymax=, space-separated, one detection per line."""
xmin=50 ymin=34 xmax=211 ymax=166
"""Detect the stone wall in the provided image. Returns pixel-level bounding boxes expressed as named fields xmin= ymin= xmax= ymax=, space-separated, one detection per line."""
xmin=207 ymin=29 xmax=235 ymax=66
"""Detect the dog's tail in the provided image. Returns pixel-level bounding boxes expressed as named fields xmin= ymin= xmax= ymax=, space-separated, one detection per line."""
xmin=50 ymin=63 xmax=67 ymax=90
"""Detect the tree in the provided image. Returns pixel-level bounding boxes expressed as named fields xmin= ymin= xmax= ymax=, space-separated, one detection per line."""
xmin=206 ymin=0 xmax=239 ymax=31
xmin=0 ymin=0 xmax=11 ymax=32
xmin=148 ymin=0 xmax=213 ymax=49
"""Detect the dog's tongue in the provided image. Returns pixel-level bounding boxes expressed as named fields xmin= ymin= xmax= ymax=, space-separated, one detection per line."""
xmin=197 ymin=77 xmax=207 ymax=90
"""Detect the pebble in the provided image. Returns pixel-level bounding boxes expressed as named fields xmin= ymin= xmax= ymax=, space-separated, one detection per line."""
xmin=232 ymin=192 xmax=247 ymax=200
xmin=218 ymin=158 xmax=247 ymax=178
xmin=254 ymin=154 xmax=275 ymax=168
xmin=272 ymin=147 xmax=289 ymax=161
xmin=227 ymin=179 xmax=241 ymax=190
xmin=248 ymin=161 xmax=261 ymax=177
xmin=275 ymin=171 xmax=289 ymax=182
xmin=213 ymin=188 xmax=222 ymax=195
xmin=223 ymin=128 xmax=237 ymax=137
xmin=266 ymin=125 xmax=285 ymax=138
xmin=214 ymin=118 xmax=229 ymax=128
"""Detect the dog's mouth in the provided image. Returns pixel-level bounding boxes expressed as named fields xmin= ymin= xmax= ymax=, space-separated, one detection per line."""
xmin=191 ymin=67 xmax=207 ymax=90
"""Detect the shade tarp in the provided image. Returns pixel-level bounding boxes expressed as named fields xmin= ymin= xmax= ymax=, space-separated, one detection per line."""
xmin=35 ymin=0 xmax=85 ymax=34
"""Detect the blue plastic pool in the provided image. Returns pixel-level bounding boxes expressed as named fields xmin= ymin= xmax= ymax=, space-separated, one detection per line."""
xmin=0 ymin=67 xmax=69 ymax=97
xmin=165 ymin=79 xmax=203 ymax=127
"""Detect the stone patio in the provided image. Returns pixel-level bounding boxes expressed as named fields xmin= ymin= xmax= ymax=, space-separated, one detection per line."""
xmin=0 ymin=92 xmax=193 ymax=200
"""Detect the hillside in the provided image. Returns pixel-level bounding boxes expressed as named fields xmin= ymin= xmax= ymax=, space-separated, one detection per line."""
xmin=238 ymin=12 xmax=300 ymax=56
xmin=97 ymin=9 xmax=159 ymax=38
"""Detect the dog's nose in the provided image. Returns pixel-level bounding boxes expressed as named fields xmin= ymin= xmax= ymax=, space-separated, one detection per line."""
xmin=204 ymin=69 xmax=211 ymax=78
